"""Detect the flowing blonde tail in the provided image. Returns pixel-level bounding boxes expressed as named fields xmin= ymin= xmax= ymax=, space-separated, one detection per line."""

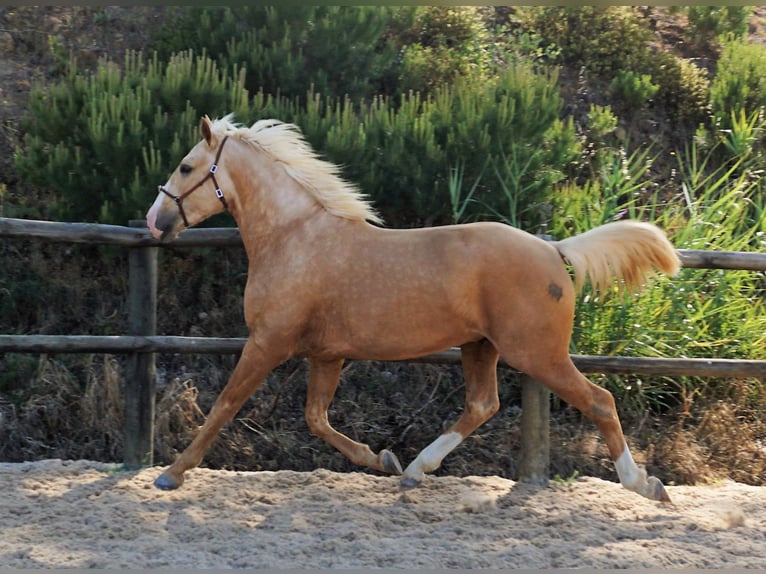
xmin=553 ymin=221 xmax=681 ymax=293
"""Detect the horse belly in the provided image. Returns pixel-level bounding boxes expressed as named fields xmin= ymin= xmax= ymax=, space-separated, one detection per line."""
xmin=314 ymin=274 xmax=484 ymax=361
xmin=351 ymin=313 xmax=478 ymax=361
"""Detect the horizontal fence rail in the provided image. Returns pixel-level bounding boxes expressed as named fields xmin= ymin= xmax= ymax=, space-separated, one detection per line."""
xmin=2 ymin=216 xmax=765 ymax=479
xmin=3 ymin=216 xmax=766 ymax=270
xmin=1 ymin=335 xmax=765 ymax=379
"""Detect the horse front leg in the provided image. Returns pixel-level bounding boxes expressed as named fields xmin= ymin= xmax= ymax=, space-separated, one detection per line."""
xmin=305 ymin=357 xmax=402 ymax=475
xmin=154 ymin=339 xmax=284 ymax=490
xmin=401 ymin=339 xmax=500 ymax=489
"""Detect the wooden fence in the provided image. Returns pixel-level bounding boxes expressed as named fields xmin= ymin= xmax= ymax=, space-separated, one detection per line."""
xmin=2 ymin=216 xmax=766 ymax=482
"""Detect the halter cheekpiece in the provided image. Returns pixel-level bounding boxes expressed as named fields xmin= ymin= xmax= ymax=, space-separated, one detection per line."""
xmin=158 ymin=135 xmax=230 ymax=227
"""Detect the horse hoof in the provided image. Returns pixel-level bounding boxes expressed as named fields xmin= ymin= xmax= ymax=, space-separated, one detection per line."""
xmin=380 ymin=449 xmax=403 ymax=475
xmin=648 ymin=476 xmax=672 ymax=503
xmin=399 ymin=476 xmax=422 ymax=491
xmin=154 ymin=472 xmax=182 ymax=491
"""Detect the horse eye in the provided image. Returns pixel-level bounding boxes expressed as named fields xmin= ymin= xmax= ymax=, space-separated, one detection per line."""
xmin=179 ymin=164 xmax=193 ymax=175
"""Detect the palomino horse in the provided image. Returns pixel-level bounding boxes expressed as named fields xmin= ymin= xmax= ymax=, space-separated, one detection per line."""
xmin=146 ymin=114 xmax=680 ymax=502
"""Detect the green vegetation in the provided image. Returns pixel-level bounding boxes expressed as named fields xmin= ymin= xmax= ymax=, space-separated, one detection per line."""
xmin=14 ymin=50 xmax=250 ymax=224
xmin=610 ymin=71 xmax=659 ymax=111
xmin=2 ymin=6 xmax=766 ymax=484
xmin=552 ymin=142 xmax=765 ymax=413
xmin=531 ymin=6 xmax=653 ymax=77
xmin=15 ymin=19 xmax=575 ymax=227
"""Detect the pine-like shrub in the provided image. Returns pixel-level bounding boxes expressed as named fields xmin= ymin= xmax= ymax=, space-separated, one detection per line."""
xmin=152 ymin=6 xmax=400 ymax=103
xmin=14 ymin=50 xmax=251 ymax=224
xmin=610 ymin=70 xmax=659 ymax=111
xmin=649 ymin=52 xmax=710 ymax=126
xmin=709 ymin=36 xmax=766 ymax=132
xmin=396 ymin=6 xmax=493 ymax=94
xmin=686 ymin=6 xmax=752 ymax=49
xmin=532 ymin=7 xmax=652 ymax=78
xmin=292 ymin=64 xmax=578 ymax=228
xmin=15 ymin=33 xmax=577 ymax=230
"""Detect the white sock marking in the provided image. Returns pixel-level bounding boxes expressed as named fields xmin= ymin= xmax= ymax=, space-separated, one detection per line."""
xmin=403 ymin=431 xmax=463 ymax=481
xmin=614 ymin=445 xmax=647 ymax=492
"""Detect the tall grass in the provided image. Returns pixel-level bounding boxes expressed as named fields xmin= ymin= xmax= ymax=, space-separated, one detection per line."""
xmin=548 ymin=143 xmax=765 ymax=414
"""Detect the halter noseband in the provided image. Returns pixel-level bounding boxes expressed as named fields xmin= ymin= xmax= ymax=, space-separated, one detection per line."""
xmin=157 ymin=135 xmax=230 ymax=227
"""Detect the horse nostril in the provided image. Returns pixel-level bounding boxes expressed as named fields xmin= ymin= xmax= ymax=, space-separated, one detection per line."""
xmin=156 ymin=211 xmax=179 ymax=234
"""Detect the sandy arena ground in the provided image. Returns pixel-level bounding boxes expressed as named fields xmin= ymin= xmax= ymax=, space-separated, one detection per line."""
xmin=0 ymin=459 xmax=764 ymax=568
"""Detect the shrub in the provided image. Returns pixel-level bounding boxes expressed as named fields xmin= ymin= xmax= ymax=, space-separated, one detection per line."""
xmin=396 ymin=6 xmax=493 ymax=94
xmin=14 ymin=49 xmax=576 ymax=230
xmin=649 ymin=52 xmax=710 ymax=126
xmin=299 ymin=64 xmax=579 ymax=229
xmin=532 ymin=6 xmax=652 ymax=77
xmin=152 ymin=7 xmax=508 ymax=104
xmin=222 ymin=6 xmax=400 ymax=103
xmin=152 ymin=6 xmax=401 ymax=103
xmin=14 ymin=50 xmax=251 ymax=224
xmin=610 ymin=70 xmax=659 ymax=110
xmin=587 ymin=104 xmax=618 ymax=141
xmin=710 ymin=36 xmax=766 ymax=131
xmin=687 ymin=6 xmax=752 ymax=50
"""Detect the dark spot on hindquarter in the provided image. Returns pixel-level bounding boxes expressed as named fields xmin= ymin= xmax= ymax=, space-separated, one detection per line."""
xmin=548 ymin=282 xmax=563 ymax=302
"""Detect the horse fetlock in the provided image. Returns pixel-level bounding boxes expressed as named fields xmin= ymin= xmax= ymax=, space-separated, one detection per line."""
xmin=614 ymin=446 xmax=671 ymax=502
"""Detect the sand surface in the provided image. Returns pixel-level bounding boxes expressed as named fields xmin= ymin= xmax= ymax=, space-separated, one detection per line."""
xmin=0 ymin=459 xmax=764 ymax=568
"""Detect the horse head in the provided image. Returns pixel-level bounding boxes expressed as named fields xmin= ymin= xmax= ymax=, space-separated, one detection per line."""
xmin=146 ymin=116 xmax=232 ymax=241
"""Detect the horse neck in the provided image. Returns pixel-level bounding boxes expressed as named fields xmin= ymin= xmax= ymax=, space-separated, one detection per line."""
xmin=227 ymin=152 xmax=329 ymax=260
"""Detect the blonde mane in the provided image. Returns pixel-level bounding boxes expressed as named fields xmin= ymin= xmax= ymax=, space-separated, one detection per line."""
xmin=209 ymin=114 xmax=382 ymax=225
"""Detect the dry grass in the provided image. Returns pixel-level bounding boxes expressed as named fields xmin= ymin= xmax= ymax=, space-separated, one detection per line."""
xmin=2 ymin=350 xmax=764 ymax=487
xmin=0 ymin=355 xmax=123 ymax=461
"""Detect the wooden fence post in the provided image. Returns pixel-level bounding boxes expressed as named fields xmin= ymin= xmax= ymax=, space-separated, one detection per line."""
xmin=519 ymin=376 xmax=550 ymax=485
xmin=123 ymin=220 xmax=158 ymax=469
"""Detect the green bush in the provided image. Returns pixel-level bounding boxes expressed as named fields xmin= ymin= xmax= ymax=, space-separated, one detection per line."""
xmin=532 ymin=6 xmax=652 ymax=77
xmin=710 ymin=37 xmax=766 ymax=131
xmin=587 ymin=104 xmax=618 ymax=141
xmin=226 ymin=7 xmax=400 ymax=103
xmin=610 ymin=70 xmax=659 ymax=110
xmin=152 ymin=6 xmax=502 ymax=104
xmin=649 ymin=52 xmax=710 ymax=126
xmin=396 ymin=7 xmax=493 ymax=93
xmin=687 ymin=6 xmax=752 ymax=49
xmin=14 ymin=50 xmax=576 ymax=230
xmin=152 ymin=6 xmax=401 ymax=104
xmin=291 ymin=65 xmax=579 ymax=229
xmin=14 ymin=50 xmax=251 ymax=224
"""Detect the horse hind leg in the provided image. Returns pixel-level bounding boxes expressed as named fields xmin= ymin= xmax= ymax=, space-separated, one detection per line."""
xmin=401 ymin=339 xmax=500 ymax=489
xmin=306 ymin=357 xmax=402 ymax=475
xmin=519 ymin=355 xmax=671 ymax=502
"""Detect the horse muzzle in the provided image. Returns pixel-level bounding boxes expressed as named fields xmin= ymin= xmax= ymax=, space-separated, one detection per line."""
xmin=146 ymin=197 xmax=182 ymax=241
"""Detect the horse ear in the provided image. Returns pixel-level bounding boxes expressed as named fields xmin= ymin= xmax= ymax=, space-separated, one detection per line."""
xmin=200 ymin=116 xmax=217 ymax=147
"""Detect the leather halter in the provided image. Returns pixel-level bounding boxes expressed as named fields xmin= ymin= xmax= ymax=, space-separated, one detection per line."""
xmin=157 ymin=136 xmax=230 ymax=227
